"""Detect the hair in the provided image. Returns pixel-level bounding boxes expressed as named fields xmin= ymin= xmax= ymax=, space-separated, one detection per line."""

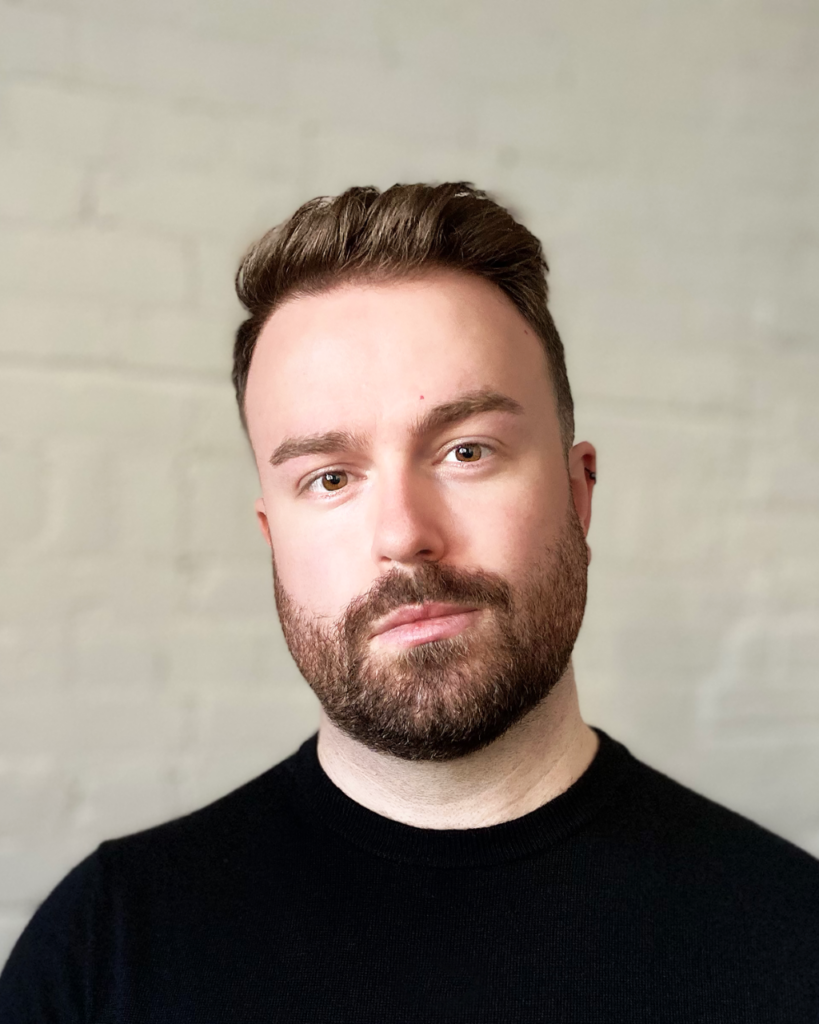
xmin=232 ymin=182 xmax=574 ymax=450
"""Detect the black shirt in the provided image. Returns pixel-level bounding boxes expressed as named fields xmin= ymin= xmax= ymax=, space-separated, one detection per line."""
xmin=2 ymin=728 xmax=818 ymax=1022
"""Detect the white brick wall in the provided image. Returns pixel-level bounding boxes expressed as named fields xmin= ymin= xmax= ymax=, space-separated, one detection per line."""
xmin=1 ymin=0 xmax=817 ymax=968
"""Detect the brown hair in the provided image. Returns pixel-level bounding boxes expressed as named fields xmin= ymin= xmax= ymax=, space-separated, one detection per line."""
xmin=233 ymin=182 xmax=574 ymax=449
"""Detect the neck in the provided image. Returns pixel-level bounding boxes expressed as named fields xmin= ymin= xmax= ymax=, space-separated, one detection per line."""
xmin=316 ymin=662 xmax=599 ymax=829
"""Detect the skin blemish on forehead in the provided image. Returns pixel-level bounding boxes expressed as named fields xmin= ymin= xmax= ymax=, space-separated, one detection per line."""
xmin=419 ymin=395 xmax=424 ymax=399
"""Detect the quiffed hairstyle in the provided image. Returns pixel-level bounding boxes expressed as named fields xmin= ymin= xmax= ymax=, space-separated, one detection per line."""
xmin=233 ymin=182 xmax=574 ymax=450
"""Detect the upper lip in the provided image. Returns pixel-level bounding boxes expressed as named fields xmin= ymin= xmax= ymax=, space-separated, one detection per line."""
xmin=370 ymin=602 xmax=478 ymax=638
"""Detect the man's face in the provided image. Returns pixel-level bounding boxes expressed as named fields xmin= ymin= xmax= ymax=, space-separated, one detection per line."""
xmin=244 ymin=270 xmax=594 ymax=761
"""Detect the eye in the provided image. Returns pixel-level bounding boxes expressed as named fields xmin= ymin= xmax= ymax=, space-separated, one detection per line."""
xmin=446 ymin=442 xmax=490 ymax=463
xmin=308 ymin=470 xmax=348 ymax=493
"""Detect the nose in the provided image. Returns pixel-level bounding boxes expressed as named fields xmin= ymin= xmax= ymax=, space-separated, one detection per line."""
xmin=369 ymin=465 xmax=448 ymax=568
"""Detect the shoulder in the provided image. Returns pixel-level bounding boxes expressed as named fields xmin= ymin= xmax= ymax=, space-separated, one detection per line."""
xmin=0 ymin=850 xmax=103 ymax=1019
xmin=98 ymin=745 xmax=306 ymax=881
xmin=631 ymin=749 xmax=816 ymax=858
xmin=610 ymin=739 xmax=819 ymax=912
xmin=0 ymin=748 xmax=308 ymax=1019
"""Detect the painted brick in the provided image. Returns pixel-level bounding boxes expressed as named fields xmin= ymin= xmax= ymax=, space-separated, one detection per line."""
xmin=74 ymin=18 xmax=288 ymax=107
xmin=0 ymin=624 xmax=68 ymax=688
xmin=0 ymin=225 xmax=192 ymax=304
xmin=63 ymin=0 xmax=295 ymax=46
xmin=180 ymin=559 xmax=274 ymax=618
xmin=164 ymin=619 xmax=278 ymax=691
xmin=699 ymin=612 xmax=819 ymax=741
xmin=33 ymin=436 xmax=180 ymax=558
xmin=3 ymin=82 xmax=115 ymax=162
xmin=107 ymin=101 xmax=250 ymax=174
xmin=129 ymin=308 xmax=234 ymax=374
xmin=287 ymin=54 xmax=476 ymax=144
xmin=0 ymin=297 xmax=235 ymax=375
xmin=0 ymin=842 xmax=96 ymax=905
xmin=0 ymin=368 xmax=193 ymax=443
xmin=173 ymin=720 xmax=313 ymax=815
xmin=223 ymin=114 xmax=302 ymax=178
xmin=0 ymin=557 xmax=183 ymax=625
xmin=180 ymin=453 xmax=262 ymax=558
xmin=568 ymin=320 xmax=745 ymax=411
xmin=0 ymin=152 xmax=86 ymax=224
xmin=578 ymin=408 xmax=752 ymax=569
xmin=70 ymin=609 xmax=163 ymax=690
xmin=0 ymin=3 xmax=73 ymax=77
xmin=44 ymin=438 xmax=116 ymax=554
xmin=4 ymin=80 xmax=302 ymax=178
xmin=723 ymin=510 xmax=819 ymax=605
xmin=1 ymin=0 xmax=818 ymax=971
xmin=193 ymin=690 xmax=319 ymax=757
xmin=249 ymin=0 xmax=384 ymax=58
xmin=112 ymin=447 xmax=181 ymax=555
xmin=0 ymin=910 xmax=31 ymax=972
xmin=192 ymin=240 xmax=246 ymax=314
xmin=93 ymin=167 xmax=295 ymax=240
xmin=303 ymin=125 xmax=493 ymax=198
xmin=0 ymin=297 xmax=130 ymax=361
xmin=672 ymin=740 xmax=819 ymax=858
xmin=0 ymin=766 xmax=70 ymax=843
xmin=71 ymin=760 xmax=183 ymax=840
xmin=0 ymin=437 xmax=47 ymax=550
xmin=0 ymin=687 xmax=190 ymax=762
xmin=105 ymin=98 xmax=302 ymax=178
xmin=387 ymin=3 xmax=572 ymax=92
xmin=185 ymin=385 xmax=247 ymax=452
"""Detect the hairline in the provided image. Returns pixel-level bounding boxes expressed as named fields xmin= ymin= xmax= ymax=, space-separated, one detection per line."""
xmin=238 ymin=264 xmax=572 ymax=455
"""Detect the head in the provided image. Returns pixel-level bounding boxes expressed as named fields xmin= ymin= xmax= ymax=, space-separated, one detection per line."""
xmin=234 ymin=183 xmax=596 ymax=762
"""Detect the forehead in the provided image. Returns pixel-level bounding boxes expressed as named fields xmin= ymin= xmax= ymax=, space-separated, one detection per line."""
xmin=244 ymin=270 xmax=554 ymax=449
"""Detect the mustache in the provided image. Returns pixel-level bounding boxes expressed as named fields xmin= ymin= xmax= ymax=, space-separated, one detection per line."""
xmin=342 ymin=561 xmax=513 ymax=644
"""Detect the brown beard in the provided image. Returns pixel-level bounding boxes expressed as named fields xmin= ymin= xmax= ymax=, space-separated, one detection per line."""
xmin=272 ymin=501 xmax=589 ymax=762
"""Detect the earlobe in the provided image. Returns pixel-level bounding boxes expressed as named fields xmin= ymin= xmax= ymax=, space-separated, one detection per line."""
xmin=254 ymin=497 xmax=272 ymax=549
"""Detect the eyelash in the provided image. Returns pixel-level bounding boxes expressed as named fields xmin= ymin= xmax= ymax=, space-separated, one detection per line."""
xmin=302 ymin=441 xmax=496 ymax=496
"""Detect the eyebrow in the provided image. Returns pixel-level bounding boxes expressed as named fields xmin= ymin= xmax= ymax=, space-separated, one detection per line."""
xmin=268 ymin=387 xmax=524 ymax=468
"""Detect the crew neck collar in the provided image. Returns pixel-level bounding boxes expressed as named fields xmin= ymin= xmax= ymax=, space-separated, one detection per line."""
xmin=283 ymin=727 xmax=635 ymax=868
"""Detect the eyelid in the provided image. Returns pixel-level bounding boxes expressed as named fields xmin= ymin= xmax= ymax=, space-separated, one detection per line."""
xmin=440 ymin=439 xmax=496 ymax=462
xmin=298 ymin=436 xmax=495 ymax=491
xmin=301 ymin=468 xmax=347 ymax=495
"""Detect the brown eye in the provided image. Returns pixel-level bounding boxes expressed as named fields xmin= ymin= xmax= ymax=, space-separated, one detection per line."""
xmin=454 ymin=444 xmax=482 ymax=462
xmin=321 ymin=471 xmax=347 ymax=491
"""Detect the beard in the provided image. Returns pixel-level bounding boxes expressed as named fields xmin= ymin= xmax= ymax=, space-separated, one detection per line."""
xmin=272 ymin=501 xmax=589 ymax=762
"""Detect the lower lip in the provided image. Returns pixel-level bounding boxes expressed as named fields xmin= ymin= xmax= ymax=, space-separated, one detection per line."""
xmin=373 ymin=610 xmax=480 ymax=649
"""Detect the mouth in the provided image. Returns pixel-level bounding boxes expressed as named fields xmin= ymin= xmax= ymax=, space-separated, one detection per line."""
xmin=369 ymin=603 xmax=481 ymax=649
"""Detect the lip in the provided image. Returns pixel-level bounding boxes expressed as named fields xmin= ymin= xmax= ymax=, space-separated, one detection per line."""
xmin=370 ymin=602 xmax=479 ymax=639
xmin=366 ymin=598 xmax=479 ymax=647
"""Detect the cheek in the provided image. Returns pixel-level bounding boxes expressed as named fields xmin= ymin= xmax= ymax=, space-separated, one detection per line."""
xmin=454 ymin=467 xmax=569 ymax=567
xmin=479 ymin=503 xmax=549 ymax=574
xmin=266 ymin=502 xmax=366 ymax=617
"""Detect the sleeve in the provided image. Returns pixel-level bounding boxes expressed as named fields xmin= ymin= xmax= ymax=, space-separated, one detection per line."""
xmin=0 ymin=849 xmax=102 ymax=1024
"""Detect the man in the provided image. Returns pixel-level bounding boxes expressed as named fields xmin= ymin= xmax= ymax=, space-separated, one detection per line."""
xmin=1 ymin=182 xmax=817 ymax=1021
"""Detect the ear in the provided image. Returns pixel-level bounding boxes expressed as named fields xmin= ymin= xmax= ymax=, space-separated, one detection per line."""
xmin=255 ymin=497 xmax=273 ymax=549
xmin=567 ymin=441 xmax=596 ymax=544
